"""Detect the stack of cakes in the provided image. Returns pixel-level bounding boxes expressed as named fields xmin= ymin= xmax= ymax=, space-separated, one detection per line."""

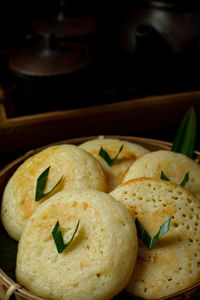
xmin=1 ymin=136 xmax=200 ymax=300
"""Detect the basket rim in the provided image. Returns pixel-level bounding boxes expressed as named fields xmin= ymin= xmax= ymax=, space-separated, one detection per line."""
xmin=0 ymin=135 xmax=172 ymax=177
xmin=1 ymin=134 xmax=200 ymax=178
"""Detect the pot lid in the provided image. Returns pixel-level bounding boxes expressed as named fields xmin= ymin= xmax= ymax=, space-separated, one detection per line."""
xmin=31 ymin=0 xmax=99 ymax=39
xmin=145 ymin=0 xmax=200 ymax=10
xmin=9 ymin=34 xmax=94 ymax=77
xmin=31 ymin=16 xmax=99 ymax=39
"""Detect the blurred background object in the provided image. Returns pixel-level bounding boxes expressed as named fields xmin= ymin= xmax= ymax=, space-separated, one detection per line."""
xmin=1 ymin=0 xmax=200 ymax=166
xmin=0 ymin=0 xmax=199 ymax=117
xmin=9 ymin=33 xmax=95 ymax=114
xmin=119 ymin=0 xmax=200 ymax=95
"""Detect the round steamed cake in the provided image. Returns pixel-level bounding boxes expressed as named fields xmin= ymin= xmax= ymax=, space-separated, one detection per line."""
xmin=79 ymin=137 xmax=149 ymax=192
xmin=122 ymin=150 xmax=200 ymax=198
xmin=16 ymin=189 xmax=138 ymax=300
xmin=1 ymin=144 xmax=106 ymax=241
xmin=110 ymin=178 xmax=200 ymax=299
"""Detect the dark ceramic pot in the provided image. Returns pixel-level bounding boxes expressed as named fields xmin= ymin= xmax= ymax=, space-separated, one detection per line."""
xmin=119 ymin=0 xmax=200 ymax=93
xmin=9 ymin=34 xmax=95 ymax=115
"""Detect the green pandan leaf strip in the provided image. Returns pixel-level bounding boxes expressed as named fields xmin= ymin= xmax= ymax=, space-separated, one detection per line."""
xmin=180 ymin=171 xmax=189 ymax=187
xmin=99 ymin=144 xmax=124 ymax=166
xmin=135 ymin=217 xmax=171 ymax=250
xmin=160 ymin=171 xmax=189 ymax=187
xmin=171 ymin=107 xmax=196 ymax=158
xmin=160 ymin=171 xmax=169 ymax=181
xmin=52 ymin=220 xmax=80 ymax=254
xmin=35 ymin=166 xmax=63 ymax=201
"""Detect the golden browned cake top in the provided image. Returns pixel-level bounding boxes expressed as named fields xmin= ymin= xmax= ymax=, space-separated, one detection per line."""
xmin=122 ymin=150 xmax=200 ymax=199
xmin=1 ymin=144 xmax=106 ymax=241
xmin=79 ymin=137 xmax=149 ymax=192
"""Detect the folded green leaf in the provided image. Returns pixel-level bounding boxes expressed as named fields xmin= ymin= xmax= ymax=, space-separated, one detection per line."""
xmin=35 ymin=166 xmax=63 ymax=201
xmin=171 ymin=107 xmax=196 ymax=158
xmin=52 ymin=220 xmax=80 ymax=254
xmin=99 ymin=144 xmax=124 ymax=166
xmin=135 ymin=217 xmax=171 ymax=250
xmin=180 ymin=171 xmax=189 ymax=187
xmin=160 ymin=170 xmax=189 ymax=187
xmin=160 ymin=171 xmax=169 ymax=181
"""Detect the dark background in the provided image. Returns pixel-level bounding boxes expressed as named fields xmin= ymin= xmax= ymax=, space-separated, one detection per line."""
xmin=1 ymin=0 xmax=200 ymax=114
xmin=1 ymin=0 xmax=200 ymax=167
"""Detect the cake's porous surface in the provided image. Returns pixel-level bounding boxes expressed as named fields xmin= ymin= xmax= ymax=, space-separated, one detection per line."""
xmin=110 ymin=178 xmax=200 ymax=299
xmin=16 ymin=189 xmax=138 ymax=300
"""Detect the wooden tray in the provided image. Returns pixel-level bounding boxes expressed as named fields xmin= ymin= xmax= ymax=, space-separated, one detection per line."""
xmin=1 ymin=87 xmax=200 ymax=156
xmin=1 ymin=135 xmax=200 ymax=300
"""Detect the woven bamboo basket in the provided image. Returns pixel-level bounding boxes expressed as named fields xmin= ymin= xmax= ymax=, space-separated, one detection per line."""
xmin=1 ymin=135 xmax=200 ymax=300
